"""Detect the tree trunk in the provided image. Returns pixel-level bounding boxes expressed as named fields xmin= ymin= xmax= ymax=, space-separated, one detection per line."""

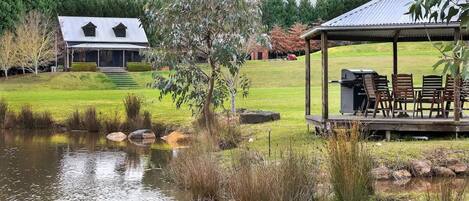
xmin=454 ymin=73 xmax=461 ymax=122
xmin=22 ymin=67 xmax=25 ymax=74
xmin=230 ymin=92 xmax=236 ymax=114
xmin=3 ymin=69 xmax=7 ymax=79
xmin=203 ymin=71 xmax=215 ymax=136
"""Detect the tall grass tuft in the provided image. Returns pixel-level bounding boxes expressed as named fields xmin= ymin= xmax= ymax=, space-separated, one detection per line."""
xmin=83 ymin=107 xmax=100 ymax=132
xmin=3 ymin=111 xmax=16 ymax=129
xmin=0 ymin=99 xmax=7 ymax=127
xmin=425 ymin=179 xmax=467 ymax=201
xmin=123 ymin=94 xmax=142 ymax=121
xmin=17 ymin=105 xmax=35 ymax=129
xmin=217 ymin=122 xmax=242 ymax=150
xmin=227 ymin=150 xmax=317 ymax=201
xmin=35 ymin=111 xmax=54 ymax=129
xmin=102 ymin=112 xmax=121 ymax=133
xmin=143 ymin=110 xmax=152 ymax=129
xmin=328 ymin=123 xmax=374 ymax=201
xmin=66 ymin=109 xmax=82 ymax=130
xmin=166 ymin=145 xmax=222 ymax=200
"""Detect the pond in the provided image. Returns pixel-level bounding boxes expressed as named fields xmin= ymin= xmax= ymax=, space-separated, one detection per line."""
xmin=0 ymin=130 xmax=190 ymax=201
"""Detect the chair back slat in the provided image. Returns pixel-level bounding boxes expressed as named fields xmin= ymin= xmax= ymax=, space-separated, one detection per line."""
xmin=461 ymin=79 xmax=469 ymax=100
xmin=363 ymin=74 xmax=377 ymax=99
xmin=392 ymin=74 xmax=415 ymax=100
xmin=421 ymin=75 xmax=442 ymax=99
xmin=443 ymin=75 xmax=455 ymax=100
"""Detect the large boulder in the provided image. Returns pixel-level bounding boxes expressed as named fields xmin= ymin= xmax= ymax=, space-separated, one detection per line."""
xmin=371 ymin=166 xmax=391 ymax=180
xmin=128 ymin=129 xmax=156 ymax=140
xmin=392 ymin=170 xmax=412 ymax=180
xmin=446 ymin=159 xmax=468 ymax=174
xmin=410 ymin=160 xmax=432 ymax=177
xmin=238 ymin=109 xmax=280 ymax=124
xmin=106 ymin=132 xmax=127 ymax=142
xmin=433 ymin=166 xmax=456 ymax=177
xmin=161 ymin=131 xmax=192 ymax=148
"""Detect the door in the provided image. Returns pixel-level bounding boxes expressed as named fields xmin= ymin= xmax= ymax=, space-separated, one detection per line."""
xmin=99 ymin=50 xmax=123 ymax=67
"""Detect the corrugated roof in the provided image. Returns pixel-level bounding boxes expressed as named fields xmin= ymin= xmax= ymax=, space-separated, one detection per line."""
xmin=301 ymin=0 xmax=465 ymax=41
xmin=59 ymin=16 xmax=148 ymax=44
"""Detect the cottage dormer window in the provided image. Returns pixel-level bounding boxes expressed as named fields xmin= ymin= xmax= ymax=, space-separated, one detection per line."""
xmin=82 ymin=22 xmax=96 ymax=37
xmin=113 ymin=23 xmax=127 ymax=37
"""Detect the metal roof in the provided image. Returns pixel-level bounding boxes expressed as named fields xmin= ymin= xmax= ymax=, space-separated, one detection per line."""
xmin=69 ymin=43 xmax=149 ymax=50
xmin=301 ymin=0 xmax=467 ymax=41
xmin=59 ymin=16 xmax=149 ymax=44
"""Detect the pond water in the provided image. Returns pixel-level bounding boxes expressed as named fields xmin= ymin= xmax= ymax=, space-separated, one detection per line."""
xmin=0 ymin=130 xmax=190 ymax=201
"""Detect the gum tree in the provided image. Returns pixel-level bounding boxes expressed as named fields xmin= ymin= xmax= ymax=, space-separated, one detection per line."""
xmin=0 ymin=31 xmax=16 ymax=79
xmin=144 ymin=0 xmax=261 ymax=135
xmin=408 ymin=0 xmax=469 ymax=121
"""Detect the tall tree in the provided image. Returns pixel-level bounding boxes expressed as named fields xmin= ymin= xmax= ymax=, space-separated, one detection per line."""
xmin=15 ymin=11 xmax=56 ymax=75
xmin=270 ymin=26 xmax=289 ymax=55
xmin=284 ymin=0 xmax=299 ymax=28
xmin=145 ymin=0 xmax=261 ymax=135
xmin=261 ymin=0 xmax=286 ymax=29
xmin=298 ymin=0 xmax=316 ymax=25
xmin=288 ymin=23 xmax=308 ymax=53
xmin=0 ymin=31 xmax=17 ymax=78
xmin=0 ymin=0 xmax=24 ymax=35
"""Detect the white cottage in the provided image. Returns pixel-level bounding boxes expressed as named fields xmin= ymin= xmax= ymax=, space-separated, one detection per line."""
xmin=58 ymin=16 xmax=149 ymax=69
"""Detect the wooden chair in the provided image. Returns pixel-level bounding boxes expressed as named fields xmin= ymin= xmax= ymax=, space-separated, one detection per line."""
xmin=433 ymin=75 xmax=455 ymax=118
xmin=363 ymin=74 xmax=392 ymax=118
xmin=461 ymin=79 xmax=469 ymax=116
xmin=392 ymin=74 xmax=416 ymax=117
xmin=416 ymin=75 xmax=442 ymax=118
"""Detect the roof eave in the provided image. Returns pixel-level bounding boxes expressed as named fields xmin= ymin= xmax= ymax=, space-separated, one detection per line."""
xmin=300 ymin=22 xmax=461 ymax=40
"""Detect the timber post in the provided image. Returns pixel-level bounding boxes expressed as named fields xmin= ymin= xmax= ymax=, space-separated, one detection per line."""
xmin=321 ymin=32 xmax=329 ymax=121
xmin=305 ymin=39 xmax=311 ymax=116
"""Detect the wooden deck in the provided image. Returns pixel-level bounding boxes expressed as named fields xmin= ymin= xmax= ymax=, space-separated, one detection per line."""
xmin=306 ymin=115 xmax=469 ymax=132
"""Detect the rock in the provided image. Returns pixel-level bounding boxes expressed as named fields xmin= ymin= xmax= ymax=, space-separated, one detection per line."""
xmin=106 ymin=132 xmax=127 ymax=142
xmin=128 ymin=138 xmax=155 ymax=147
xmin=238 ymin=109 xmax=280 ymax=124
xmin=433 ymin=166 xmax=456 ymax=177
xmin=392 ymin=170 xmax=412 ymax=180
xmin=161 ymin=131 xmax=191 ymax=148
xmin=410 ymin=160 xmax=432 ymax=177
xmin=372 ymin=166 xmax=391 ymax=180
xmin=448 ymin=162 xmax=468 ymax=174
xmin=128 ymin=129 xmax=156 ymax=139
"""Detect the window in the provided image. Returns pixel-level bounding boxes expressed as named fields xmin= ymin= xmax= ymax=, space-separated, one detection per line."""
xmin=82 ymin=22 xmax=96 ymax=37
xmin=113 ymin=23 xmax=127 ymax=37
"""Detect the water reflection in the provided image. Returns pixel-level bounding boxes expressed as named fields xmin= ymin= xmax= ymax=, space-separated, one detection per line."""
xmin=0 ymin=130 xmax=188 ymax=201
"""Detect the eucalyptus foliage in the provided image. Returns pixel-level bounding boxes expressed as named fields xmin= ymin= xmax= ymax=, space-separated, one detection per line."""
xmin=144 ymin=0 xmax=261 ymax=118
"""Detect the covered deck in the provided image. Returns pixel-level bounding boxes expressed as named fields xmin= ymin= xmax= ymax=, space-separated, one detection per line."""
xmin=301 ymin=0 xmax=469 ymax=133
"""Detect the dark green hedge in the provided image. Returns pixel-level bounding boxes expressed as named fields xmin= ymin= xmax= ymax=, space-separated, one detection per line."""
xmin=71 ymin=62 xmax=97 ymax=72
xmin=127 ymin=62 xmax=152 ymax=72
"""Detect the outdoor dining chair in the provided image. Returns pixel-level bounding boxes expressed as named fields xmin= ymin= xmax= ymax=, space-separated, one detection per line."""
xmin=432 ymin=75 xmax=455 ymax=118
xmin=392 ymin=74 xmax=416 ymax=117
xmin=416 ymin=75 xmax=442 ymax=118
xmin=363 ymin=74 xmax=392 ymax=118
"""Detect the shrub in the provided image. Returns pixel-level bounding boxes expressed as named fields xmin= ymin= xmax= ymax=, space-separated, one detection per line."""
xmin=83 ymin=107 xmax=100 ymax=132
xmin=217 ymin=122 xmax=242 ymax=150
xmin=17 ymin=105 xmax=35 ymax=129
xmin=71 ymin=62 xmax=97 ymax=72
xmin=0 ymin=99 xmax=7 ymax=127
xmin=123 ymin=94 xmax=142 ymax=120
xmin=102 ymin=112 xmax=121 ymax=134
xmin=127 ymin=62 xmax=152 ymax=72
xmin=143 ymin=110 xmax=152 ymax=129
xmin=35 ymin=111 xmax=54 ymax=129
xmin=328 ymin=123 xmax=374 ymax=201
xmin=228 ymin=150 xmax=317 ymax=201
xmin=66 ymin=109 xmax=82 ymax=130
xmin=166 ymin=145 xmax=222 ymax=200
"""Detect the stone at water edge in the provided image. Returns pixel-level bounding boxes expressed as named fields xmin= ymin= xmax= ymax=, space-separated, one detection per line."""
xmin=128 ymin=129 xmax=156 ymax=139
xmin=106 ymin=132 xmax=127 ymax=142
xmin=161 ymin=131 xmax=191 ymax=148
xmin=433 ymin=166 xmax=456 ymax=177
xmin=446 ymin=159 xmax=468 ymax=174
xmin=392 ymin=170 xmax=412 ymax=180
xmin=371 ymin=166 xmax=391 ymax=180
xmin=410 ymin=160 xmax=432 ymax=177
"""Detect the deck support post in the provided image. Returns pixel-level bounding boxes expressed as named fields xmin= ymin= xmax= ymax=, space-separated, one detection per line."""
xmin=385 ymin=131 xmax=391 ymax=142
xmin=305 ymin=39 xmax=311 ymax=116
xmin=392 ymin=30 xmax=400 ymax=75
xmin=321 ymin=32 xmax=329 ymax=121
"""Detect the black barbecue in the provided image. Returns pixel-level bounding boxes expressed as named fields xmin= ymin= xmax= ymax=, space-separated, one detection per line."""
xmin=337 ymin=69 xmax=377 ymax=114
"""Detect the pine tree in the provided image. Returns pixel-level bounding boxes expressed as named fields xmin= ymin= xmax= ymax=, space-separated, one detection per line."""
xmin=284 ymin=0 xmax=299 ymax=28
xmin=298 ymin=0 xmax=316 ymax=25
xmin=261 ymin=0 xmax=286 ymax=29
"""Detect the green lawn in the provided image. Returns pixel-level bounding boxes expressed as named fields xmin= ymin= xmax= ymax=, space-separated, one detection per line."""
xmin=1 ymin=42 xmax=468 ymax=167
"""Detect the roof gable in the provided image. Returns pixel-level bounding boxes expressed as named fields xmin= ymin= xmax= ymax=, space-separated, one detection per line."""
xmin=59 ymin=16 xmax=148 ymax=44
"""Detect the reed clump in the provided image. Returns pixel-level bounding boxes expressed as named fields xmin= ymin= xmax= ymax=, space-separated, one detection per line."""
xmin=0 ymin=99 xmax=8 ymax=128
xmin=227 ymin=150 xmax=317 ymax=201
xmin=124 ymin=94 xmax=142 ymax=120
xmin=35 ymin=111 xmax=54 ymax=129
xmin=102 ymin=111 xmax=122 ymax=133
xmin=65 ymin=109 xmax=83 ymax=130
xmin=83 ymin=107 xmax=100 ymax=132
xmin=425 ymin=179 xmax=467 ymax=201
xmin=16 ymin=105 xmax=54 ymax=129
xmin=166 ymin=144 xmax=222 ymax=200
xmin=327 ymin=123 xmax=374 ymax=201
xmin=17 ymin=105 xmax=35 ymax=129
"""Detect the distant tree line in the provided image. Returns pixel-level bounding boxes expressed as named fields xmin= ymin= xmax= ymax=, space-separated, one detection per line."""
xmin=261 ymin=0 xmax=371 ymax=29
